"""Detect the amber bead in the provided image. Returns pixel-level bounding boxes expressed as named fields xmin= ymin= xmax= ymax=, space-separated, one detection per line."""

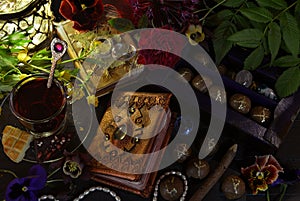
xmin=250 ymin=106 xmax=271 ymax=123
xmin=159 ymin=175 xmax=184 ymax=201
xmin=221 ymin=175 xmax=246 ymax=200
xmin=186 ymin=158 xmax=210 ymax=179
xmin=229 ymin=93 xmax=251 ymax=114
xmin=192 ymin=75 xmax=212 ymax=93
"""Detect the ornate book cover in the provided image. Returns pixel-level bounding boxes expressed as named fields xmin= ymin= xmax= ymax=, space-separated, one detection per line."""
xmin=87 ymin=92 xmax=174 ymax=197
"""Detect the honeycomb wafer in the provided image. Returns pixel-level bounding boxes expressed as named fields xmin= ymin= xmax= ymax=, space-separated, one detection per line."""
xmin=2 ymin=125 xmax=33 ymax=163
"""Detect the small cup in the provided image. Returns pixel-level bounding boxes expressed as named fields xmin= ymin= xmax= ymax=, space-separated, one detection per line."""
xmin=9 ymin=74 xmax=67 ymax=138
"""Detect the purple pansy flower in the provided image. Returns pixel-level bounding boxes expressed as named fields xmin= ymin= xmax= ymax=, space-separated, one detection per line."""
xmin=5 ymin=165 xmax=47 ymax=201
xmin=272 ymin=169 xmax=300 ymax=186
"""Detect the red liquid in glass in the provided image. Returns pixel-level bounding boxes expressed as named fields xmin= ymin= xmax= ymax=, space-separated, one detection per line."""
xmin=12 ymin=78 xmax=66 ymax=134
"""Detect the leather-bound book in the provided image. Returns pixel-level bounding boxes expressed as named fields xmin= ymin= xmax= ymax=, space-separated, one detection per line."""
xmin=87 ymin=92 xmax=174 ymax=197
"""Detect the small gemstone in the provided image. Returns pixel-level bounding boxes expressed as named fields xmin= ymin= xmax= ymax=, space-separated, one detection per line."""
xmin=54 ymin=42 xmax=64 ymax=52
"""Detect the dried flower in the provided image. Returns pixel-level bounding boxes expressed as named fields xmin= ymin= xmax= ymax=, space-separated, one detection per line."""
xmin=5 ymin=165 xmax=47 ymax=201
xmin=241 ymin=155 xmax=283 ymax=195
xmin=138 ymin=26 xmax=186 ymax=68
xmin=63 ymin=153 xmax=84 ymax=179
xmin=86 ymin=95 xmax=99 ymax=107
xmin=50 ymin=151 xmax=91 ymax=182
xmin=129 ymin=0 xmax=201 ymax=31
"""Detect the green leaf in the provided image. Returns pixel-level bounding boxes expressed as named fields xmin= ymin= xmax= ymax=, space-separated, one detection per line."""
xmin=244 ymin=45 xmax=264 ymax=70
xmin=4 ymin=31 xmax=30 ymax=47
xmin=138 ymin=14 xmax=149 ymax=29
xmin=0 ymin=53 xmax=18 ymax=68
xmin=275 ymin=67 xmax=300 ymax=98
xmin=256 ymin=0 xmax=287 ymax=10
xmin=268 ymin=22 xmax=281 ymax=65
xmin=212 ymin=0 xmax=244 ymax=7
xmin=280 ymin=13 xmax=300 ymax=57
xmin=30 ymin=48 xmax=52 ymax=67
xmin=273 ymin=55 xmax=300 ymax=67
xmin=235 ymin=41 xmax=261 ymax=48
xmin=228 ymin=28 xmax=263 ymax=48
xmin=245 ymin=2 xmax=257 ymax=8
xmin=214 ymin=21 xmax=237 ymax=38
xmin=213 ymin=21 xmax=236 ymax=64
xmin=0 ymin=84 xmax=13 ymax=92
xmin=262 ymin=35 xmax=269 ymax=55
xmin=250 ymin=21 xmax=266 ymax=32
xmin=206 ymin=10 xmax=234 ymax=27
xmin=295 ymin=0 xmax=300 ymax=28
xmin=233 ymin=15 xmax=251 ymax=29
xmin=213 ymin=38 xmax=233 ymax=65
xmin=240 ymin=7 xmax=273 ymax=23
xmin=223 ymin=0 xmax=245 ymax=8
xmin=108 ymin=18 xmax=135 ymax=32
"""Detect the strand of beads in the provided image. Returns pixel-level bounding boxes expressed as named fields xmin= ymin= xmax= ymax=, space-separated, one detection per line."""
xmin=39 ymin=186 xmax=121 ymax=201
xmin=153 ymin=171 xmax=188 ymax=201
xmin=39 ymin=195 xmax=59 ymax=201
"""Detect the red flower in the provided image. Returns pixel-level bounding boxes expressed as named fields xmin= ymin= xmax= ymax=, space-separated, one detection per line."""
xmin=138 ymin=27 xmax=186 ymax=68
xmin=128 ymin=0 xmax=152 ymax=25
xmin=241 ymin=155 xmax=283 ymax=195
xmin=59 ymin=0 xmax=104 ymax=31
xmin=105 ymin=0 xmax=134 ymax=22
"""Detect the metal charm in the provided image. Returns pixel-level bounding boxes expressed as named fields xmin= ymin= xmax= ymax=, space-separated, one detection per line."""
xmin=47 ymin=38 xmax=67 ymax=88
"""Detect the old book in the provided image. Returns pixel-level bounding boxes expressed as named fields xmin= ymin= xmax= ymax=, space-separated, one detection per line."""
xmin=55 ymin=5 xmax=143 ymax=97
xmin=87 ymin=92 xmax=174 ymax=197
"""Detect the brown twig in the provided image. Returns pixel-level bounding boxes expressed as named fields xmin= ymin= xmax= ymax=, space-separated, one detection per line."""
xmin=189 ymin=144 xmax=238 ymax=201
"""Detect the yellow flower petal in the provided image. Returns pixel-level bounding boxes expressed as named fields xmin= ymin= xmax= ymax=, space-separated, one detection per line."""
xmin=59 ymin=70 xmax=71 ymax=81
xmin=256 ymin=182 xmax=269 ymax=192
xmin=19 ymin=74 xmax=28 ymax=81
xmin=86 ymin=95 xmax=99 ymax=107
xmin=186 ymin=24 xmax=197 ymax=34
xmin=17 ymin=50 xmax=31 ymax=62
xmin=185 ymin=24 xmax=205 ymax=45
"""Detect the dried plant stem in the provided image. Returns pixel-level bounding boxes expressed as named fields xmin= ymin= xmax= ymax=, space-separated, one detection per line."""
xmin=0 ymin=169 xmax=18 ymax=178
xmin=197 ymin=0 xmax=226 ymax=20
xmin=47 ymin=167 xmax=61 ymax=179
xmin=189 ymin=144 xmax=238 ymax=201
xmin=46 ymin=179 xmax=64 ymax=184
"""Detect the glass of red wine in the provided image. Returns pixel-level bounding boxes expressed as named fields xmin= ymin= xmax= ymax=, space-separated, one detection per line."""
xmin=9 ymin=74 xmax=67 ymax=138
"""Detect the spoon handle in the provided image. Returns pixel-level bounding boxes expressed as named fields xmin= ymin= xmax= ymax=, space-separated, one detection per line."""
xmin=47 ymin=38 xmax=67 ymax=88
